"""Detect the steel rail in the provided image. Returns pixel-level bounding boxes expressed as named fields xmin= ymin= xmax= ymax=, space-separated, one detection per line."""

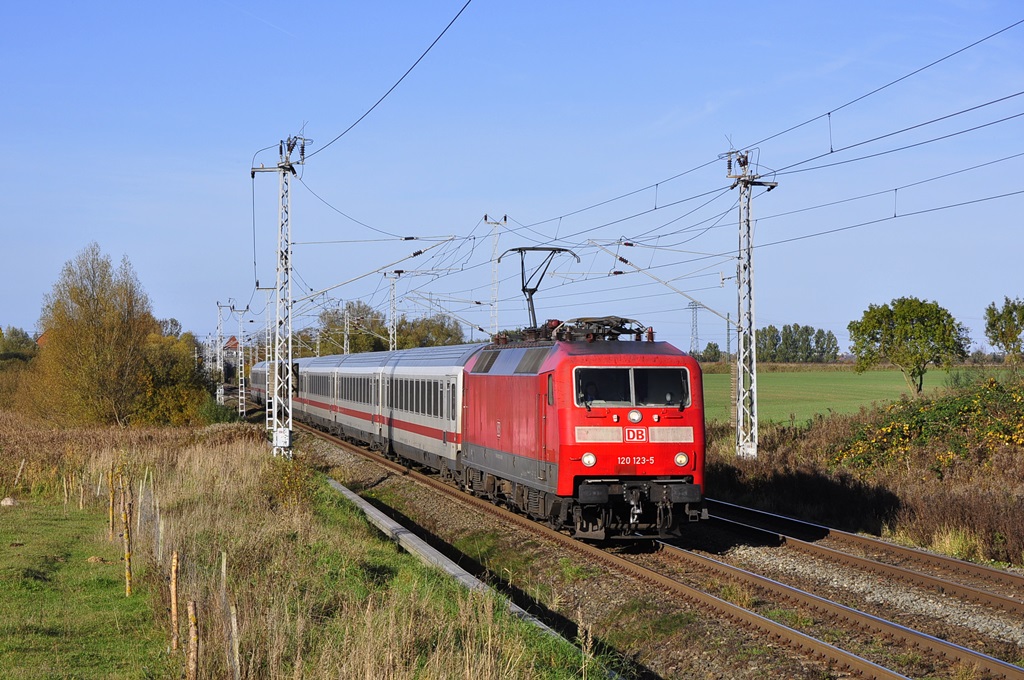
xmin=712 ymin=514 xmax=1024 ymax=617
xmin=656 ymin=542 xmax=1024 ymax=680
xmin=706 ymin=498 xmax=1024 ymax=598
xmin=292 ymin=423 xmax=909 ymax=679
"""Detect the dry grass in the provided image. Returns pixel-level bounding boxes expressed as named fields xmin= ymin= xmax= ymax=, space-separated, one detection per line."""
xmin=0 ymin=413 xmax=586 ymax=679
xmin=705 ymin=374 xmax=1024 ymax=566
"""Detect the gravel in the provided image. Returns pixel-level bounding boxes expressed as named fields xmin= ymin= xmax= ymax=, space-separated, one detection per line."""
xmin=723 ymin=542 xmax=1024 ymax=657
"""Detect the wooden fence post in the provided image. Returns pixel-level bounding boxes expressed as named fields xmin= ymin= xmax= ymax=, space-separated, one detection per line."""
xmin=107 ymin=465 xmax=114 ymax=541
xmin=13 ymin=459 xmax=25 ymax=489
xmin=230 ymin=604 xmax=240 ymax=679
xmin=187 ymin=601 xmax=198 ymax=680
xmin=122 ymin=496 xmax=132 ymax=597
xmin=171 ymin=551 xmax=180 ymax=651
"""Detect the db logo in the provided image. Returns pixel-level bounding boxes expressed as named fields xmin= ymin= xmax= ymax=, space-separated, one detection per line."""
xmin=624 ymin=427 xmax=647 ymax=442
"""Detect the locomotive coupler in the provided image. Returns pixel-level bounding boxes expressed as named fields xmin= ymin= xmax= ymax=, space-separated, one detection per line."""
xmin=627 ymin=488 xmax=643 ymax=524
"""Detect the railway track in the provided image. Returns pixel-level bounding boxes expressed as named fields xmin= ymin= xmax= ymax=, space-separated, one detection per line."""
xmin=649 ymin=541 xmax=1024 ymax=680
xmin=706 ymin=498 xmax=1024 ymax=616
xmin=293 ymin=422 xmax=1024 ymax=678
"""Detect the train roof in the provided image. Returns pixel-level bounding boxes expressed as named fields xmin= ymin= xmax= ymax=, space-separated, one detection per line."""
xmin=254 ymin=343 xmax=490 ymax=372
xmin=466 ymin=339 xmax=688 ymax=376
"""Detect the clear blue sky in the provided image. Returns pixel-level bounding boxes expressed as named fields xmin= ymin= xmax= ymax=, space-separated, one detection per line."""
xmin=3 ymin=2 xmax=1022 ymax=355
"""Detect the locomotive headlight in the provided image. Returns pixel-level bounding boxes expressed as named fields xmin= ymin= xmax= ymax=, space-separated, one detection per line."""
xmin=674 ymin=452 xmax=690 ymax=467
xmin=582 ymin=452 xmax=597 ymax=467
xmin=627 ymin=409 xmax=642 ymax=423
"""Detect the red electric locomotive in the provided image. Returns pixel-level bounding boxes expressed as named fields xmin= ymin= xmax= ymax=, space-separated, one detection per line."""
xmin=460 ymin=317 xmax=706 ymax=539
xmin=267 ymin=316 xmax=706 ymax=540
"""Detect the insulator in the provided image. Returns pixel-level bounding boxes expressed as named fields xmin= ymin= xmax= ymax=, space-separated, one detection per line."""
xmin=623 ymin=242 xmax=634 ymax=247
xmin=612 ymin=270 xmax=624 ymax=275
xmin=726 ymin=157 xmax=732 ymax=174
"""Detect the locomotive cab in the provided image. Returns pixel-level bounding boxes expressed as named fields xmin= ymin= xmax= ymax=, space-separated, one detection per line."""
xmin=552 ymin=322 xmax=707 ymax=540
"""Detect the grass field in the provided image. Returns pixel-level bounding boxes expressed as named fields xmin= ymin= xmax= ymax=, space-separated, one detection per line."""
xmin=701 ymin=368 xmax=949 ymax=424
xmin=0 ymin=502 xmax=173 ymax=679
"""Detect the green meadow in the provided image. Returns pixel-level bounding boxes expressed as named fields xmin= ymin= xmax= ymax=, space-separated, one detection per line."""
xmin=701 ymin=367 xmax=953 ymax=424
xmin=0 ymin=502 xmax=173 ymax=679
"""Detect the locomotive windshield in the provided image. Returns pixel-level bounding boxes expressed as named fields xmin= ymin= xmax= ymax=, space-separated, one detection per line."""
xmin=574 ymin=367 xmax=690 ymax=408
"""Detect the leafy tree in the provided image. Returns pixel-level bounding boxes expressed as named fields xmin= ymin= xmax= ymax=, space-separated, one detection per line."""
xmin=812 ymin=329 xmax=839 ymax=363
xmin=848 ymin=296 xmax=970 ymax=396
xmin=757 ymin=323 xmax=838 ymax=363
xmin=318 ymin=301 xmax=388 ymax=354
xmin=700 ymin=341 xmax=722 ymax=362
xmin=134 ymin=331 xmax=213 ymax=425
xmin=794 ymin=324 xmax=815 ymax=362
xmin=756 ymin=325 xmax=780 ymax=362
xmin=0 ymin=326 xmax=37 ymax=403
xmin=29 ymin=242 xmax=159 ymax=425
xmin=777 ymin=324 xmax=796 ymax=362
xmin=0 ymin=326 xmax=36 ymax=361
xmin=159 ymin=317 xmax=183 ymax=338
xmin=317 ymin=302 xmax=464 ymax=354
xmin=984 ymin=296 xmax=1024 ymax=366
xmin=396 ymin=313 xmax=464 ymax=349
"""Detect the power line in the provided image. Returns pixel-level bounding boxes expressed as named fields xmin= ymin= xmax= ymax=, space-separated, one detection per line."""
xmin=298 ymin=177 xmax=402 ymax=237
xmin=776 ymin=90 xmax=1024 ymax=174
xmin=757 ymin=188 xmax=1024 ymax=249
xmin=776 ymin=110 xmax=1024 ymax=176
xmin=305 ymin=0 xmax=474 ymax=160
xmin=506 ymin=18 xmax=1024 ymax=234
xmin=746 ymin=17 xmax=1024 ymax=149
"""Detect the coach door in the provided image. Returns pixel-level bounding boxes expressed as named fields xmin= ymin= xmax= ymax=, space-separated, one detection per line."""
xmin=376 ymin=373 xmax=388 ymax=448
xmin=382 ymin=374 xmax=392 ymax=452
xmin=537 ymin=386 xmax=548 ymax=483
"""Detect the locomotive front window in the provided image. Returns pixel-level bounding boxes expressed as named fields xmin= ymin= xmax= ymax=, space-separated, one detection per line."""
xmin=634 ymin=368 xmax=690 ymax=407
xmin=574 ymin=367 xmax=690 ymax=408
xmin=575 ymin=368 xmax=632 ymax=407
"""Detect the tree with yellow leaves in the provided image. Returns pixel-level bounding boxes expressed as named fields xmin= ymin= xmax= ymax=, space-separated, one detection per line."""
xmin=27 ymin=243 xmax=157 ymax=424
